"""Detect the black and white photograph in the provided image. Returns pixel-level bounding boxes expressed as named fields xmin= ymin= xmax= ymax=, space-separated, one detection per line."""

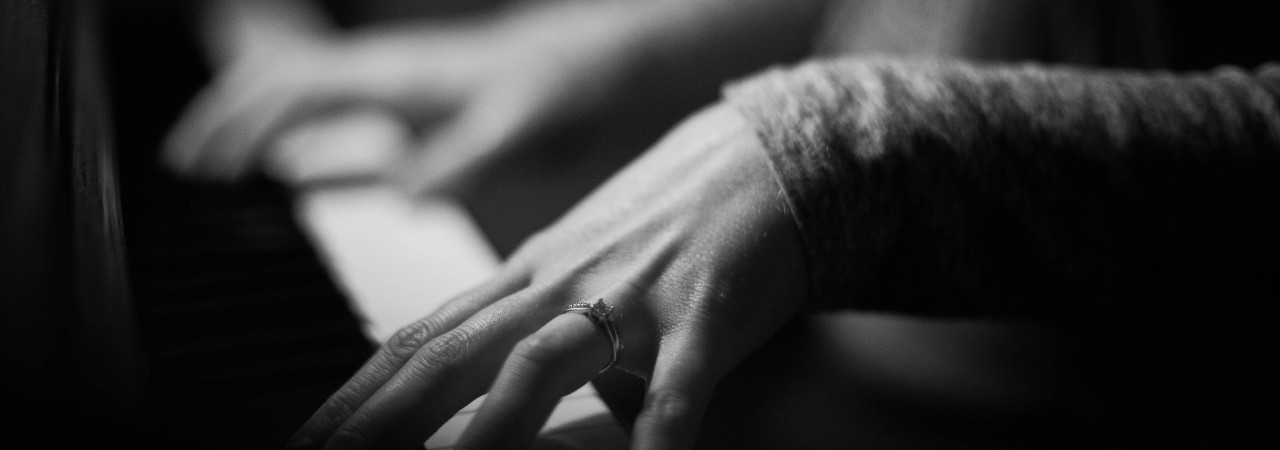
xmin=2 ymin=1 xmax=1277 ymax=448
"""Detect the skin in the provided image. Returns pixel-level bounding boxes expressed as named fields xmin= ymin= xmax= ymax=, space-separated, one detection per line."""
xmin=164 ymin=1 xmax=829 ymax=448
xmin=164 ymin=1 xmax=642 ymax=193
xmin=163 ymin=0 xmax=826 ymax=194
xmin=164 ymin=1 xmax=1280 ymax=447
xmin=286 ymin=103 xmax=809 ymax=449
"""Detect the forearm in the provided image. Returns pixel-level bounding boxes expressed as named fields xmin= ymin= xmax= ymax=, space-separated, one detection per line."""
xmin=727 ymin=58 xmax=1280 ymax=317
xmin=330 ymin=0 xmax=827 ymax=119
xmin=496 ymin=0 xmax=832 ymax=113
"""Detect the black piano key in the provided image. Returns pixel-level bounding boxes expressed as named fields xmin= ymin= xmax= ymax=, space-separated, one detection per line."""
xmin=107 ymin=6 xmax=379 ymax=446
xmin=122 ymin=173 xmax=377 ymax=447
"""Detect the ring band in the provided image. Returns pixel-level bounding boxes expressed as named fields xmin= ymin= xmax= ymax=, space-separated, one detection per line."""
xmin=562 ymin=299 xmax=623 ymax=374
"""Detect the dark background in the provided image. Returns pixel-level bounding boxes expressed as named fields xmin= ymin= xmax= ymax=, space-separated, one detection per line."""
xmin=3 ymin=0 xmax=1278 ymax=447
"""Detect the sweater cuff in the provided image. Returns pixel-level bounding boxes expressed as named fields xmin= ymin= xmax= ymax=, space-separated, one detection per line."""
xmin=723 ymin=59 xmax=903 ymax=308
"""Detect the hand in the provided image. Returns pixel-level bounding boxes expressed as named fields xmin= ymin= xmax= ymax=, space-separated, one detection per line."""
xmin=164 ymin=1 xmax=640 ymax=193
xmin=287 ymin=103 xmax=809 ymax=449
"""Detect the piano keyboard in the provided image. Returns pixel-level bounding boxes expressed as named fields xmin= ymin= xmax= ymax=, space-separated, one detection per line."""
xmin=123 ymin=158 xmax=626 ymax=449
xmin=124 ymin=172 xmax=376 ymax=448
xmin=295 ymin=184 xmax=626 ymax=449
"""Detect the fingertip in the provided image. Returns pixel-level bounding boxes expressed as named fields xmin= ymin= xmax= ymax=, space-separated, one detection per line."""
xmin=630 ymin=351 xmax=717 ymax=450
xmin=161 ymin=95 xmax=220 ymax=178
xmin=159 ymin=130 xmax=234 ymax=183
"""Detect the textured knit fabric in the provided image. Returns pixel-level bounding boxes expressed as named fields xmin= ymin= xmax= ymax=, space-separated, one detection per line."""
xmin=725 ymin=58 xmax=1280 ymax=317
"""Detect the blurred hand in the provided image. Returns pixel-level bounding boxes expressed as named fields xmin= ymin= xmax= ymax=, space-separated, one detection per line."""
xmin=286 ymin=103 xmax=809 ymax=449
xmin=164 ymin=1 xmax=640 ymax=193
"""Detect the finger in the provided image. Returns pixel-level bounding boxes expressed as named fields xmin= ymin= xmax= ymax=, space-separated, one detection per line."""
xmin=191 ymin=83 xmax=326 ymax=180
xmin=162 ymin=83 xmax=237 ymax=175
xmin=286 ymin=272 xmax=527 ymax=449
xmin=264 ymin=107 xmax=412 ymax=186
xmin=323 ymin=282 xmax=571 ymax=450
xmin=163 ymin=49 xmax=332 ymax=181
xmin=385 ymin=87 xmax=535 ymax=196
xmin=630 ymin=337 xmax=718 ymax=450
xmin=454 ymin=306 xmax=615 ymax=449
xmin=182 ymin=92 xmax=296 ymax=180
xmin=162 ymin=64 xmax=285 ymax=177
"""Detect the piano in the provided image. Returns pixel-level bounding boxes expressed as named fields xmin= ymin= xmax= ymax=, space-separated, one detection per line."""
xmin=3 ymin=2 xmax=623 ymax=447
xmin=5 ymin=1 xmax=1276 ymax=448
xmin=0 ymin=1 xmax=378 ymax=447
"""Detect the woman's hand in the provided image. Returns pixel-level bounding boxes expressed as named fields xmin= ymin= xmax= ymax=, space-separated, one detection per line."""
xmin=163 ymin=1 xmax=640 ymax=194
xmin=286 ymin=103 xmax=809 ymax=449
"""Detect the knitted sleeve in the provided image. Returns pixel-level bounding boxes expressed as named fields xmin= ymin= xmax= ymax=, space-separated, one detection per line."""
xmin=725 ymin=58 xmax=1280 ymax=317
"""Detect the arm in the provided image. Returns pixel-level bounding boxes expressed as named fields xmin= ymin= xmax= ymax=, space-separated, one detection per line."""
xmin=164 ymin=0 xmax=831 ymax=192
xmin=726 ymin=58 xmax=1280 ymax=316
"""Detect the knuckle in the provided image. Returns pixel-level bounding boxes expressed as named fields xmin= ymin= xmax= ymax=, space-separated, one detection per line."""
xmin=507 ymin=235 xmax=549 ymax=267
xmin=510 ymin=333 xmax=562 ymax=367
xmin=414 ymin=328 xmax=474 ymax=374
xmin=386 ymin=319 xmax=438 ymax=358
xmin=641 ymin=389 xmax=698 ymax=424
xmin=316 ymin=388 xmax=362 ymax=428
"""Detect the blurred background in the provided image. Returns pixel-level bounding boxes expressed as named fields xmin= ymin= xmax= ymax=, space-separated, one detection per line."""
xmin=3 ymin=0 xmax=1277 ymax=448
